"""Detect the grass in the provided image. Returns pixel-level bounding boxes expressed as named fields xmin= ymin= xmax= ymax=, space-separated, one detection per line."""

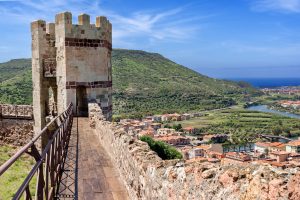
xmin=0 ymin=145 xmax=36 ymax=199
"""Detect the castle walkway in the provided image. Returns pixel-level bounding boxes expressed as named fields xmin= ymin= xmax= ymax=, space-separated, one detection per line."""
xmin=0 ymin=106 xmax=128 ymax=199
xmin=64 ymin=117 xmax=129 ymax=200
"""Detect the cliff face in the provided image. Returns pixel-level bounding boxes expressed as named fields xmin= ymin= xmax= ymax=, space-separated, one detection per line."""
xmin=89 ymin=103 xmax=300 ymax=200
xmin=0 ymin=119 xmax=33 ymax=146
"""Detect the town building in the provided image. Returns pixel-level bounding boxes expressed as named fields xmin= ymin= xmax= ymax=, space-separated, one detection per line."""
xmin=286 ymin=140 xmax=300 ymax=153
xmin=155 ymin=135 xmax=190 ymax=146
xmin=254 ymin=142 xmax=283 ymax=154
xmin=157 ymin=128 xmax=177 ymax=135
xmin=269 ymin=151 xmax=290 ymax=162
xmin=225 ymin=152 xmax=251 ymax=162
xmin=183 ymin=127 xmax=196 ymax=134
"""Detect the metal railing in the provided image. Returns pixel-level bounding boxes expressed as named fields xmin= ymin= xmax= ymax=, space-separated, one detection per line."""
xmin=0 ymin=103 xmax=73 ymax=200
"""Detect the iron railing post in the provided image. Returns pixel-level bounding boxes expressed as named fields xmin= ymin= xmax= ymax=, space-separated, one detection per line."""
xmin=0 ymin=103 xmax=73 ymax=200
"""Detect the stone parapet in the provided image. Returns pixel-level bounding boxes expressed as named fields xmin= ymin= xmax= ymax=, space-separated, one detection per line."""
xmin=89 ymin=103 xmax=300 ymax=200
xmin=0 ymin=119 xmax=34 ymax=146
xmin=0 ymin=104 xmax=33 ymax=120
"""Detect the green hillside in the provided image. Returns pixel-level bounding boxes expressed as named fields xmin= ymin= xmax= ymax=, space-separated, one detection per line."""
xmin=0 ymin=59 xmax=31 ymax=83
xmin=0 ymin=49 xmax=259 ymax=117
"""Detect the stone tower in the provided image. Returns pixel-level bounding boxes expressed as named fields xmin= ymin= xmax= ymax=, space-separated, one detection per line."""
xmin=31 ymin=12 xmax=112 ymax=136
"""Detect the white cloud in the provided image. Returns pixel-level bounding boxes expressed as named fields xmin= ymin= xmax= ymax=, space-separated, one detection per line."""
xmin=252 ymin=0 xmax=300 ymax=13
xmin=0 ymin=0 xmax=202 ymax=47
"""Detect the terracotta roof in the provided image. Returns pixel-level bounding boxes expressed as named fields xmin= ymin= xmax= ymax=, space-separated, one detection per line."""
xmin=226 ymin=152 xmax=250 ymax=160
xmin=287 ymin=140 xmax=300 ymax=147
xmin=196 ymin=145 xmax=211 ymax=150
xmin=269 ymin=162 xmax=286 ymax=167
xmin=270 ymin=151 xmax=290 ymax=155
xmin=276 ymin=143 xmax=286 ymax=149
xmin=255 ymin=142 xmax=283 ymax=148
xmin=183 ymin=127 xmax=194 ymax=131
xmin=208 ymin=151 xmax=223 ymax=156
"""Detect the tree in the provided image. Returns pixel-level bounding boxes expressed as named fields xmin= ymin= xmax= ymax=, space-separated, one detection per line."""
xmin=172 ymin=124 xmax=183 ymax=131
xmin=140 ymin=136 xmax=183 ymax=160
xmin=272 ymin=126 xmax=282 ymax=136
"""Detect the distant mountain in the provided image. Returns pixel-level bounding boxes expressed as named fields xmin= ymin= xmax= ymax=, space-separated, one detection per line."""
xmin=0 ymin=49 xmax=259 ymax=116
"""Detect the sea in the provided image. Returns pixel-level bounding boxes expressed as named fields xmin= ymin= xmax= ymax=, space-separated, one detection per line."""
xmin=227 ymin=78 xmax=300 ymax=88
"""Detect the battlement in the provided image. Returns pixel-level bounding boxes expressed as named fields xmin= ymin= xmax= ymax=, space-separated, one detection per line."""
xmin=32 ymin=12 xmax=112 ymax=44
xmin=52 ymin=12 xmax=112 ymax=43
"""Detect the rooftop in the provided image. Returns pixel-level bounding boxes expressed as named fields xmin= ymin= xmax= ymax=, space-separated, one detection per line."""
xmin=255 ymin=142 xmax=283 ymax=148
xmin=287 ymin=140 xmax=300 ymax=147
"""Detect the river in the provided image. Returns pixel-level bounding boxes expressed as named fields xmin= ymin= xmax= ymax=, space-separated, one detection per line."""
xmin=246 ymin=105 xmax=300 ymax=119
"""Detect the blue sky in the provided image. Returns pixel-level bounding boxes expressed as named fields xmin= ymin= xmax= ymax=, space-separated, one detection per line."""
xmin=0 ymin=0 xmax=300 ymax=78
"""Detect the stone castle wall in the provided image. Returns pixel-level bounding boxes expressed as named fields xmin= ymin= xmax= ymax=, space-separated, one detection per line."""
xmin=0 ymin=119 xmax=33 ymax=146
xmin=0 ymin=104 xmax=33 ymax=119
xmin=89 ymin=103 xmax=300 ymax=200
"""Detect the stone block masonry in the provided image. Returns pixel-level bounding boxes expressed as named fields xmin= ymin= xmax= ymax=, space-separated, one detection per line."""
xmin=0 ymin=104 xmax=33 ymax=120
xmin=89 ymin=103 xmax=300 ymax=200
xmin=31 ymin=12 xmax=112 ymax=147
xmin=0 ymin=119 xmax=33 ymax=146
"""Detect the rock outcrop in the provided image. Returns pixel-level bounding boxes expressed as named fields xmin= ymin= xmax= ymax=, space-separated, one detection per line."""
xmin=0 ymin=119 xmax=33 ymax=146
xmin=89 ymin=103 xmax=300 ymax=200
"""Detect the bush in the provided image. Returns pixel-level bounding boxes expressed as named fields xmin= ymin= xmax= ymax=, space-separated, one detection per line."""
xmin=140 ymin=136 xmax=183 ymax=160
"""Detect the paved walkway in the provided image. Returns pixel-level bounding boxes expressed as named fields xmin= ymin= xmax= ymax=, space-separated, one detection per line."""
xmin=57 ymin=117 xmax=129 ymax=200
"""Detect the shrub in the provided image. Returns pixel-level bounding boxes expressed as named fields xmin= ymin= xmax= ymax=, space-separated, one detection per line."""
xmin=140 ymin=136 xmax=183 ymax=160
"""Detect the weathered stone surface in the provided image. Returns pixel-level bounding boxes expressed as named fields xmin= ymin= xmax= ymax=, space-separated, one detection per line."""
xmin=89 ymin=103 xmax=300 ymax=200
xmin=0 ymin=104 xmax=33 ymax=119
xmin=0 ymin=119 xmax=33 ymax=146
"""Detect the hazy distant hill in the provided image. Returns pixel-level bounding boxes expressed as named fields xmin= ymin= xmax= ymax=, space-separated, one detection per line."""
xmin=0 ymin=49 xmax=259 ymax=116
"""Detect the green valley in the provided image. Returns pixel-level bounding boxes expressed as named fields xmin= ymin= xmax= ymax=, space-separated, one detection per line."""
xmin=0 ymin=49 xmax=260 ymax=117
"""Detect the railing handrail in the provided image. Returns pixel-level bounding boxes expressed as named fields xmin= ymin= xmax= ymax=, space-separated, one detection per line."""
xmin=0 ymin=103 xmax=73 ymax=199
xmin=0 ymin=103 xmax=72 ymax=176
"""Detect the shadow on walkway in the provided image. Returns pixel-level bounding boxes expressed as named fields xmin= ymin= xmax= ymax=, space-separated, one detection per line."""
xmin=56 ymin=117 xmax=128 ymax=200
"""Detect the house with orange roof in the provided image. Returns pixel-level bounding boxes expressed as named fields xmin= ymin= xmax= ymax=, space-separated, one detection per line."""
xmin=254 ymin=142 xmax=283 ymax=154
xmin=286 ymin=140 xmax=300 ymax=153
xmin=269 ymin=151 xmax=290 ymax=162
xmin=138 ymin=128 xmax=155 ymax=138
xmin=183 ymin=127 xmax=195 ymax=134
xmin=188 ymin=143 xmax=224 ymax=159
xmin=271 ymin=143 xmax=286 ymax=152
xmin=225 ymin=152 xmax=251 ymax=162
xmin=170 ymin=113 xmax=182 ymax=121
xmin=207 ymin=151 xmax=225 ymax=159
xmin=155 ymin=135 xmax=190 ymax=146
